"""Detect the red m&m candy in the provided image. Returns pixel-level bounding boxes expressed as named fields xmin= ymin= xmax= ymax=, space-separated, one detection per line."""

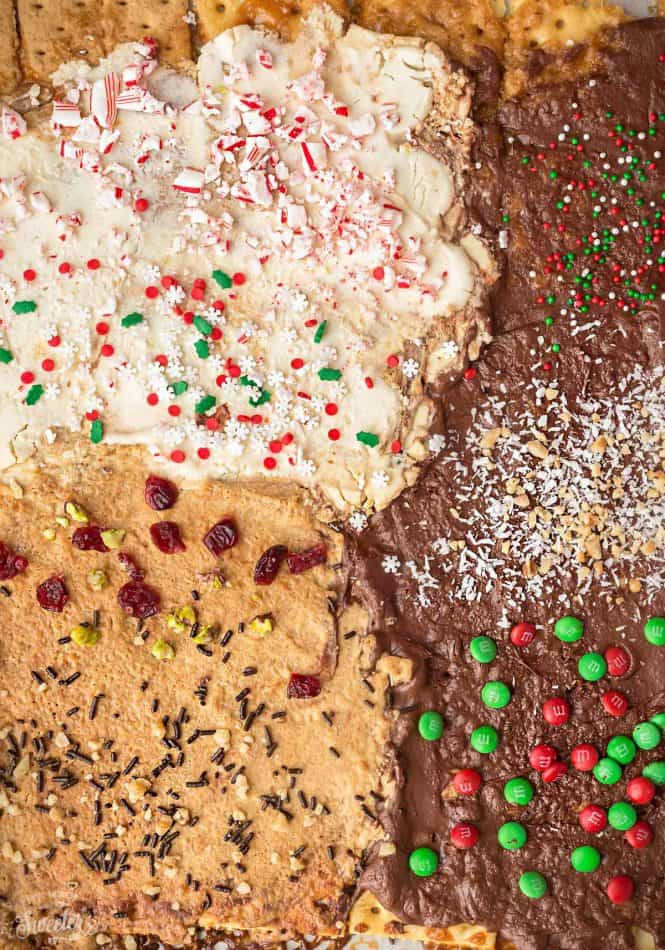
xmin=601 ymin=690 xmax=628 ymax=718
xmin=542 ymin=761 xmax=568 ymax=783
xmin=605 ymin=646 xmax=631 ymax=677
xmin=529 ymin=744 xmax=558 ymax=771
xmin=510 ymin=622 xmax=536 ymax=647
xmin=607 ymin=875 xmax=634 ymax=905
xmin=571 ymin=744 xmax=599 ymax=772
xmin=450 ymin=821 xmax=479 ymax=849
xmin=579 ymin=804 xmax=607 ymax=834
xmin=625 ymin=821 xmax=654 ymax=849
xmin=626 ymin=777 xmax=656 ymax=806
xmin=453 ymin=769 xmax=482 ymax=797
xmin=543 ymin=697 xmax=571 ymax=726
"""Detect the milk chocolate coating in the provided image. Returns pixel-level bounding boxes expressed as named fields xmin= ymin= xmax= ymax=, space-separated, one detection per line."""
xmin=350 ymin=20 xmax=665 ymax=950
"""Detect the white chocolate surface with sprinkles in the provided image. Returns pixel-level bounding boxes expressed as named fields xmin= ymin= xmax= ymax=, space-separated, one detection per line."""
xmin=0 ymin=10 xmax=489 ymax=512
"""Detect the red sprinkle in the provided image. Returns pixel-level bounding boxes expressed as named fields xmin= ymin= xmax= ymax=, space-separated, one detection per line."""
xmin=96 ymin=321 xmax=109 ymax=335
xmin=328 ymin=428 xmax=340 ymax=441
xmin=325 ymin=403 xmax=338 ymax=416
xmin=100 ymin=344 xmax=114 ymax=357
xmin=23 ymin=268 xmax=36 ymax=281
xmin=170 ymin=450 xmax=185 ymax=463
xmin=264 ymin=457 xmax=277 ymax=470
xmin=145 ymin=285 xmax=159 ymax=299
xmin=58 ymin=262 xmax=72 ymax=275
xmin=87 ymin=259 xmax=101 ymax=270
xmin=20 ymin=371 xmax=34 ymax=384
xmin=464 ymin=367 xmax=477 ymax=380
xmin=41 ymin=359 xmax=55 ymax=372
xmin=386 ymin=354 xmax=399 ymax=368
xmin=135 ymin=197 xmax=149 ymax=212
xmin=232 ymin=272 xmax=246 ymax=285
xmin=147 ymin=393 xmax=159 ymax=406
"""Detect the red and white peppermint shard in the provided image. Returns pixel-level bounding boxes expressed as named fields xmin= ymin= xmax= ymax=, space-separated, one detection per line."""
xmin=1 ymin=106 xmax=27 ymax=139
xmin=52 ymin=101 xmax=82 ymax=128
xmin=173 ymin=168 xmax=205 ymax=195
xmin=257 ymin=49 xmax=273 ymax=69
xmin=91 ymin=73 xmax=119 ymax=129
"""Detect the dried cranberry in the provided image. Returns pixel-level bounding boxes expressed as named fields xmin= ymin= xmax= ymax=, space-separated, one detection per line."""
xmin=287 ymin=673 xmax=321 ymax=699
xmin=254 ymin=545 xmax=288 ymax=585
xmin=0 ymin=541 xmax=28 ymax=580
xmin=118 ymin=580 xmax=160 ymax=619
xmin=36 ymin=575 xmax=69 ymax=612
xmin=144 ymin=475 xmax=178 ymax=511
xmin=117 ymin=551 xmax=145 ymax=581
xmin=150 ymin=521 xmax=186 ymax=554
xmin=72 ymin=525 xmax=108 ymax=552
xmin=203 ymin=518 xmax=238 ymax=556
xmin=286 ymin=542 xmax=327 ymax=575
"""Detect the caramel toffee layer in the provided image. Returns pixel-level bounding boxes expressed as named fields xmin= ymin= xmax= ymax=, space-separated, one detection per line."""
xmin=350 ymin=19 xmax=665 ymax=950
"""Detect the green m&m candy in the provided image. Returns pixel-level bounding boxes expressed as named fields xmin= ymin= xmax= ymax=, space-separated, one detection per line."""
xmin=633 ymin=722 xmax=661 ymax=750
xmin=650 ymin=712 xmax=665 ymax=729
xmin=607 ymin=735 xmax=636 ymax=765
xmin=481 ymin=681 xmax=511 ymax=709
xmin=471 ymin=724 xmax=499 ymax=754
xmin=519 ymin=871 xmax=547 ymax=899
xmin=642 ymin=761 xmax=665 ymax=785
xmin=594 ymin=757 xmax=622 ymax=785
xmin=608 ymin=802 xmax=637 ymax=831
xmin=571 ymin=845 xmax=601 ymax=873
xmin=504 ymin=777 xmax=534 ymax=806
xmin=418 ymin=711 xmax=444 ymax=741
xmin=578 ymin=652 xmax=607 ymax=682
xmin=554 ymin=616 xmax=584 ymax=643
xmin=498 ymin=821 xmax=527 ymax=851
xmin=644 ymin=616 xmax=665 ymax=646
xmin=409 ymin=846 xmax=438 ymax=877
xmin=470 ymin=636 xmax=497 ymax=664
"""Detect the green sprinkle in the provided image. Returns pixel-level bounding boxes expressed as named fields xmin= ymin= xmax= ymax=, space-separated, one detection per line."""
xmin=418 ymin=711 xmax=443 ymax=741
xmin=194 ymin=339 xmax=210 ymax=359
xmin=594 ymin=757 xmax=622 ymax=785
xmin=25 ymin=384 xmax=44 ymax=406
xmin=90 ymin=419 xmax=104 ymax=444
xmin=607 ymin=736 xmax=636 ymax=765
xmin=650 ymin=712 xmax=665 ymax=730
xmin=356 ymin=431 xmax=379 ymax=448
xmin=570 ymin=845 xmax=601 ymax=873
xmin=313 ymin=320 xmax=327 ymax=343
xmin=249 ymin=388 xmax=271 ymax=408
xmin=121 ymin=312 xmax=143 ymax=328
xmin=519 ymin=871 xmax=547 ymax=899
xmin=12 ymin=300 xmax=37 ymax=315
xmin=0 ymin=347 xmax=13 ymax=364
xmin=503 ymin=777 xmax=534 ymax=806
xmin=551 ymin=343 xmax=561 ymax=353
xmin=481 ymin=681 xmax=511 ymax=709
xmin=642 ymin=761 xmax=665 ymax=785
xmin=578 ymin=652 xmax=607 ymax=682
xmin=644 ymin=616 xmax=665 ymax=646
xmin=497 ymin=821 xmax=526 ymax=851
xmin=194 ymin=316 xmax=213 ymax=336
xmin=170 ymin=381 xmax=188 ymax=396
xmin=471 ymin=724 xmax=499 ymax=755
xmin=469 ymin=635 xmax=496 ymax=664
xmin=212 ymin=269 xmax=232 ymax=289
xmin=608 ymin=802 xmax=637 ymax=831
xmin=554 ymin=616 xmax=584 ymax=643
xmin=409 ymin=847 xmax=438 ymax=877
xmin=318 ymin=368 xmax=342 ymax=381
xmin=633 ymin=722 xmax=661 ymax=751
xmin=195 ymin=394 xmax=216 ymax=415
